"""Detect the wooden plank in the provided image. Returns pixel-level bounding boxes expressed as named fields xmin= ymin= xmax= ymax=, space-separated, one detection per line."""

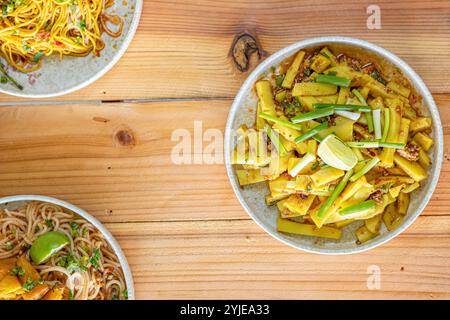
xmin=1 ymin=0 xmax=450 ymax=102
xmin=0 ymin=97 xmax=448 ymax=222
xmin=106 ymin=217 xmax=450 ymax=299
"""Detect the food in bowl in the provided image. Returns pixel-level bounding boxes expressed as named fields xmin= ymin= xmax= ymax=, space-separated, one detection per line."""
xmin=0 ymin=0 xmax=124 ymax=89
xmin=232 ymin=46 xmax=433 ymax=244
xmin=0 ymin=201 xmax=127 ymax=300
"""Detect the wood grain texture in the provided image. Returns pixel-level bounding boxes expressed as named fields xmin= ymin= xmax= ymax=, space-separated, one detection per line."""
xmin=1 ymin=0 xmax=450 ymax=102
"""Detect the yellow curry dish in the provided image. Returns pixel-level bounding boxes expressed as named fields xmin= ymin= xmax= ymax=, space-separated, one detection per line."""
xmin=232 ymin=46 xmax=433 ymax=244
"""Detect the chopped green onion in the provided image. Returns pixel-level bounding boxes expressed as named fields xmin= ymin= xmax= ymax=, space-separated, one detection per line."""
xmin=339 ymin=200 xmax=375 ymax=216
xmin=379 ymin=142 xmax=406 ymax=149
xmin=33 ymin=51 xmax=44 ymax=62
xmin=365 ymin=112 xmax=374 ymax=133
xmin=317 ymin=169 xmax=353 ymax=218
xmin=312 ymin=135 xmax=323 ymax=143
xmin=265 ymin=125 xmax=286 ymax=155
xmin=314 ymin=103 xmax=371 ymax=113
xmin=258 ymin=112 xmax=302 ymax=131
xmin=350 ymin=157 xmax=380 ymax=182
xmin=372 ymin=109 xmax=382 ymax=140
xmin=289 ymin=152 xmax=316 ymax=177
xmin=346 ymin=141 xmax=405 ymax=149
xmin=370 ymin=70 xmax=386 ymax=85
xmin=346 ymin=141 xmax=380 ymax=148
xmin=295 ymin=122 xmax=328 ymax=144
xmin=381 ymin=108 xmax=390 ymax=142
xmin=315 ymin=74 xmax=351 ymax=87
xmin=291 ymin=107 xmax=334 ymax=124
xmin=402 ymin=182 xmax=420 ymax=194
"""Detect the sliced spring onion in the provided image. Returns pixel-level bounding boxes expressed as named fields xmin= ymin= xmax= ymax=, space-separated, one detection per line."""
xmin=381 ymin=108 xmax=390 ymax=142
xmin=258 ymin=112 xmax=302 ymax=131
xmin=315 ymin=74 xmax=351 ymax=87
xmin=291 ymin=107 xmax=334 ymax=124
xmin=295 ymin=122 xmax=328 ymax=144
xmin=372 ymin=109 xmax=382 ymax=140
xmin=317 ymin=169 xmax=353 ymax=218
xmin=289 ymin=152 xmax=316 ymax=177
xmin=402 ymin=182 xmax=420 ymax=194
xmin=347 ymin=141 xmax=406 ymax=149
xmin=335 ymin=110 xmax=361 ymax=121
xmin=0 ymin=64 xmax=23 ymax=90
xmin=379 ymin=142 xmax=406 ymax=149
xmin=314 ymin=103 xmax=371 ymax=113
xmin=346 ymin=141 xmax=380 ymax=148
xmin=350 ymin=157 xmax=380 ymax=182
xmin=339 ymin=200 xmax=376 ymax=216
xmin=265 ymin=125 xmax=286 ymax=155
xmin=365 ymin=112 xmax=374 ymax=133
xmin=352 ymin=89 xmax=367 ymax=105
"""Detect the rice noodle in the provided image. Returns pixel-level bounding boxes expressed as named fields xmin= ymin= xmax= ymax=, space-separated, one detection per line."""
xmin=0 ymin=201 xmax=127 ymax=300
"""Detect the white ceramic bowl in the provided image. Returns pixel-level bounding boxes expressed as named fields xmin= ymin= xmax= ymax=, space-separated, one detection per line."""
xmin=0 ymin=195 xmax=135 ymax=299
xmin=0 ymin=1 xmax=143 ymax=98
xmin=225 ymin=36 xmax=443 ymax=254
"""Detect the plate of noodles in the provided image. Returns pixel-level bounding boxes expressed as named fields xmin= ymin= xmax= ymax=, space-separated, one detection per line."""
xmin=0 ymin=195 xmax=134 ymax=300
xmin=225 ymin=37 xmax=443 ymax=254
xmin=0 ymin=0 xmax=143 ymax=98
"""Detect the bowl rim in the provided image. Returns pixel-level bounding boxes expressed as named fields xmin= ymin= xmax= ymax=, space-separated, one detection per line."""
xmin=224 ymin=36 xmax=444 ymax=255
xmin=0 ymin=195 xmax=135 ymax=299
xmin=0 ymin=0 xmax=143 ymax=99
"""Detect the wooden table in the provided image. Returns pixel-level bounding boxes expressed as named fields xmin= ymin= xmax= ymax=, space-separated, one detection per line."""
xmin=1 ymin=0 xmax=450 ymax=299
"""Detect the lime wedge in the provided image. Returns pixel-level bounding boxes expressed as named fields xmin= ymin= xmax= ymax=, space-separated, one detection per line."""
xmin=30 ymin=231 xmax=70 ymax=265
xmin=317 ymin=134 xmax=357 ymax=170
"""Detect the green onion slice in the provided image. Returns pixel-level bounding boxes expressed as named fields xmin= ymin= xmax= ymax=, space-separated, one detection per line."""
xmin=381 ymin=108 xmax=390 ymax=142
xmin=265 ymin=125 xmax=286 ymax=155
xmin=259 ymin=112 xmax=302 ymax=131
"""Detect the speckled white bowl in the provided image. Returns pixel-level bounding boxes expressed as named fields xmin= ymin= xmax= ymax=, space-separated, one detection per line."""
xmin=0 ymin=195 xmax=135 ymax=300
xmin=0 ymin=1 xmax=143 ymax=98
xmin=225 ymin=37 xmax=443 ymax=254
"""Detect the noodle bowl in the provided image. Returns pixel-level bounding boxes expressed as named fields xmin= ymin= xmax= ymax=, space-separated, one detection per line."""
xmin=0 ymin=198 xmax=131 ymax=300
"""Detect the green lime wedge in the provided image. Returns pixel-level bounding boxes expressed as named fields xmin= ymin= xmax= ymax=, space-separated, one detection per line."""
xmin=317 ymin=134 xmax=357 ymax=171
xmin=30 ymin=231 xmax=70 ymax=265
